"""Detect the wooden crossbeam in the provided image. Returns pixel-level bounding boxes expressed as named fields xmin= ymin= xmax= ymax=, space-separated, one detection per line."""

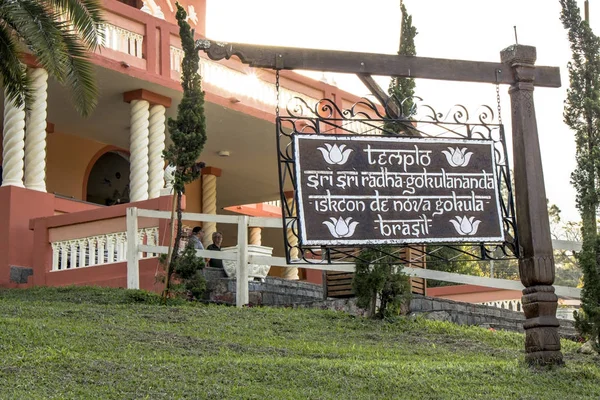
xmin=198 ymin=40 xmax=561 ymax=88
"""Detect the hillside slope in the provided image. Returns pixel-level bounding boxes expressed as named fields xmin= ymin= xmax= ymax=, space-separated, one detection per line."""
xmin=0 ymin=287 xmax=598 ymax=399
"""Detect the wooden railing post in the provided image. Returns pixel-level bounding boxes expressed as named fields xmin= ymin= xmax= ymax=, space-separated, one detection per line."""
xmin=126 ymin=207 xmax=140 ymax=289
xmin=236 ymin=215 xmax=249 ymax=307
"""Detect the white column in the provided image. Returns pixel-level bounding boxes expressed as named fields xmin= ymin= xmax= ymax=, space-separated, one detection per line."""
xmin=148 ymin=104 xmax=166 ymax=199
xmin=2 ymin=90 xmax=26 ymax=187
xmin=24 ymin=68 xmax=49 ymax=192
xmin=202 ymin=168 xmax=220 ymax=247
xmin=129 ymin=99 xmax=150 ymax=202
xmin=236 ymin=215 xmax=249 ymax=307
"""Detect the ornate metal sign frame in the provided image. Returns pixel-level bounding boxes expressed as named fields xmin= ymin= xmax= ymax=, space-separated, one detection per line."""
xmin=276 ymin=96 xmax=519 ymax=265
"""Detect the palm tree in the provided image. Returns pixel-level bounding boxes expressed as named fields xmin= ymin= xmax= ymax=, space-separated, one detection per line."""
xmin=0 ymin=0 xmax=104 ymax=117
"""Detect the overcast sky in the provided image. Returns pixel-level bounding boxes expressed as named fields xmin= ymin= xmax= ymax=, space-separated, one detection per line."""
xmin=206 ymin=0 xmax=598 ymax=222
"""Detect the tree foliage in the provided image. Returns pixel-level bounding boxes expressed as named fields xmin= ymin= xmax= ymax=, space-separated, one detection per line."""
xmin=560 ymin=0 xmax=600 ymax=352
xmin=0 ymin=0 xmax=104 ymax=116
xmin=548 ymin=203 xmax=583 ymax=287
xmin=425 ymin=245 xmax=485 ymax=287
xmin=352 ymin=246 xmax=412 ymax=319
xmin=162 ymin=3 xmax=207 ymax=297
xmin=386 ymin=0 xmax=417 ymax=133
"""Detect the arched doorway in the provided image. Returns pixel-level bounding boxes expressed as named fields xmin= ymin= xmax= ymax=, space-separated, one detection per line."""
xmin=85 ymin=151 xmax=131 ymax=206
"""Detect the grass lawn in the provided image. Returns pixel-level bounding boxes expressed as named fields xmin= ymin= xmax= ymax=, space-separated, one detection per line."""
xmin=0 ymin=287 xmax=598 ymax=399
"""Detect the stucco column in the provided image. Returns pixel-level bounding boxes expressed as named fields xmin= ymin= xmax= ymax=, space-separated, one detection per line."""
xmin=148 ymin=104 xmax=166 ymax=199
xmin=24 ymin=67 xmax=49 ymax=192
xmin=501 ymin=44 xmax=562 ymax=365
xmin=249 ymin=227 xmax=262 ymax=245
xmin=128 ymin=99 xmax=150 ymax=202
xmin=2 ymin=90 xmax=26 ymax=187
xmin=284 ymin=191 xmax=299 ymax=280
xmin=124 ymin=89 xmax=172 ymax=202
xmin=202 ymin=167 xmax=221 ymax=247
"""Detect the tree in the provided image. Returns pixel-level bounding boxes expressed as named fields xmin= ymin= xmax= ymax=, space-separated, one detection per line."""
xmin=388 ymin=0 xmax=417 ymax=116
xmin=548 ymin=203 xmax=583 ymax=287
xmin=353 ymin=246 xmax=412 ymax=318
xmin=425 ymin=245 xmax=486 ymax=287
xmin=353 ymin=1 xmax=416 ymax=312
xmin=560 ymin=0 xmax=600 ymax=351
xmin=162 ymin=3 xmax=207 ymax=298
xmin=0 ymin=0 xmax=103 ymax=116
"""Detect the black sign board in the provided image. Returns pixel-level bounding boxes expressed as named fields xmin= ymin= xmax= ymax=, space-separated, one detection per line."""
xmin=293 ymin=134 xmax=504 ymax=245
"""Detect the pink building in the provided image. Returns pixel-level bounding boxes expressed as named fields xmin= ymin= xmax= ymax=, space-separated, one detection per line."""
xmin=1 ymin=0 xmax=380 ymax=290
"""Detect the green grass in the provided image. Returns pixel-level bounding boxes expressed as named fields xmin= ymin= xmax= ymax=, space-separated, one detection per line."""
xmin=0 ymin=287 xmax=599 ymax=399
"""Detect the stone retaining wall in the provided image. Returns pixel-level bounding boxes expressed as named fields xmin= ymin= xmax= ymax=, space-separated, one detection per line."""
xmin=295 ymin=294 xmax=578 ymax=339
xmin=411 ymin=295 xmax=578 ymax=338
xmin=206 ymin=273 xmax=324 ymax=305
xmin=202 ymin=270 xmax=578 ymax=339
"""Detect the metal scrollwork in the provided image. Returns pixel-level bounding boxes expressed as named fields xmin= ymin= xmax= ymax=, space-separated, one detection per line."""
xmin=276 ymin=95 xmax=519 ymax=265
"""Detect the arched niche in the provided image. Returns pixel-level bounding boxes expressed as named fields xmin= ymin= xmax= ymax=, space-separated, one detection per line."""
xmin=85 ymin=151 xmax=131 ymax=206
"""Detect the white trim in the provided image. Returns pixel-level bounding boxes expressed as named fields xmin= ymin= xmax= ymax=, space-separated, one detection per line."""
xmin=126 ymin=207 xmax=139 ymax=289
xmin=552 ymin=239 xmax=582 ymax=252
xmin=125 ymin=208 xmax=583 ymax=306
xmin=236 ymin=216 xmax=249 ymax=306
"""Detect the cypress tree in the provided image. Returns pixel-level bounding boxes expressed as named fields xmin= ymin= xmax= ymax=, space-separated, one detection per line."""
xmin=560 ymin=0 xmax=600 ymax=351
xmin=352 ymin=2 xmax=416 ymax=316
xmin=388 ymin=1 xmax=417 ymax=121
xmin=162 ymin=3 xmax=207 ymax=296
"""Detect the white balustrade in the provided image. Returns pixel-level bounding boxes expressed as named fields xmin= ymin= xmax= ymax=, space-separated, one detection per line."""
xmin=170 ymin=46 xmax=319 ymax=114
xmin=102 ymin=23 xmax=143 ymax=58
xmin=479 ymin=299 xmax=522 ymax=312
xmin=55 ymin=11 xmax=143 ymax=59
xmin=50 ymin=227 xmax=159 ymax=271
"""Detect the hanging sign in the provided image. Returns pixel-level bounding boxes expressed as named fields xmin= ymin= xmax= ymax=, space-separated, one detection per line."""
xmin=293 ymin=134 xmax=504 ymax=245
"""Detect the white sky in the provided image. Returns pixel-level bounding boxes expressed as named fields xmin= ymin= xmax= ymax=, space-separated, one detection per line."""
xmin=206 ymin=0 xmax=598 ymax=222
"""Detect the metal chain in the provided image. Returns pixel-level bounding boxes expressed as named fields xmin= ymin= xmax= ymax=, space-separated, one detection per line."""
xmin=275 ymin=69 xmax=280 ymax=117
xmin=495 ymin=68 xmax=503 ymax=125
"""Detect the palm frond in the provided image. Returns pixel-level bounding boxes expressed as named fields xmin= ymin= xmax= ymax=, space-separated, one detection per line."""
xmin=60 ymin=30 xmax=98 ymax=117
xmin=0 ymin=22 xmax=31 ymax=108
xmin=0 ymin=0 xmax=69 ymax=82
xmin=44 ymin=0 xmax=105 ymax=50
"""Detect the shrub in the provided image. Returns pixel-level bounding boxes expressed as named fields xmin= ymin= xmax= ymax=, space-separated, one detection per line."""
xmin=352 ymin=246 xmax=412 ymax=319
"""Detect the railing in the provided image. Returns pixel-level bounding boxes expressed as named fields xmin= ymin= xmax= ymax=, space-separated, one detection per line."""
xmin=50 ymin=227 xmax=158 ymax=271
xmin=57 ymin=7 xmax=143 ymax=59
xmin=126 ymin=208 xmax=583 ymax=308
xmin=102 ymin=23 xmax=143 ymax=58
xmin=127 ymin=207 xmax=288 ymax=306
xmin=170 ymin=46 xmax=319 ymax=113
xmin=263 ymin=200 xmax=281 ymax=207
xmin=480 ymin=299 xmax=522 ymax=312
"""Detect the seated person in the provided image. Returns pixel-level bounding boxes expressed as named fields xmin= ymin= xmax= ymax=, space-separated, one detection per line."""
xmin=206 ymin=232 xmax=223 ymax=269
xmin=188 ymin=226 xmax=204 ymax=250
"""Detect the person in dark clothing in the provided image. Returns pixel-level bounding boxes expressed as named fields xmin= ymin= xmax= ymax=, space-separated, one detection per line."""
xmin=207 ymin=231 xmax=223 ymax=269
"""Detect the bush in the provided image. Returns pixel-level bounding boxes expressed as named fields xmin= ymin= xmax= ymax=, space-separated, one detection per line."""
xmin=170 ymin=242 xmax=207 ymax=301
xmin=352 ymin=246 xmax=412 ymax=319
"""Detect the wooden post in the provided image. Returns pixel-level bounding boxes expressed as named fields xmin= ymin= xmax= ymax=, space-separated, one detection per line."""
xmin=126 ymin=207 xmax=140 ymax=289
xmin=500 ymin=44 xmax=562 ymax=365
xmin=236 ymin=215 xmax=249 ymax=307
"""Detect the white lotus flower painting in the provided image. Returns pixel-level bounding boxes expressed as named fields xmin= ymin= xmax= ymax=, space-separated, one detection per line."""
xmin=450 ymin=216 xmax=481 ymax=236
xmin=317 ymin=143 xmax=353 ymax=165
xmin=323 ymin=217 xmax=359 ymax=238
xmin=442 ymin=147 xmax=473 ymax=167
